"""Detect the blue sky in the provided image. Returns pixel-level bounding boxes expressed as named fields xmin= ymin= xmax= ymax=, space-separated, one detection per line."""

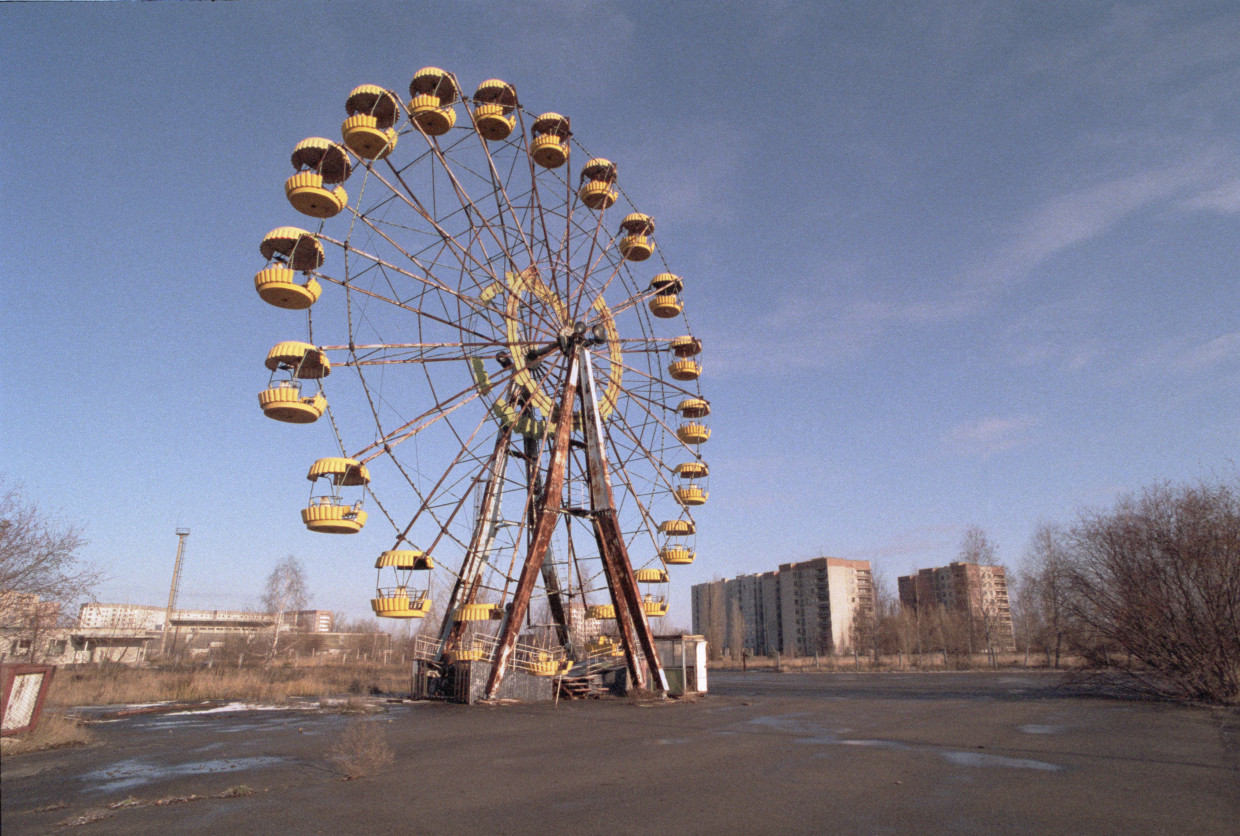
xmin=2 ymin=1 xmax=1236 ymax=626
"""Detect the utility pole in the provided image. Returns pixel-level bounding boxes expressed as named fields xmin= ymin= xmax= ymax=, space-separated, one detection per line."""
xmin=160 ymin=528 xmax=190 ymax=658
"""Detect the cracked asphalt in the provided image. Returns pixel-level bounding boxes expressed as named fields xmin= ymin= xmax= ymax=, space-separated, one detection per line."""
xmin=2 ymin=671 xmax=1236 ymax=835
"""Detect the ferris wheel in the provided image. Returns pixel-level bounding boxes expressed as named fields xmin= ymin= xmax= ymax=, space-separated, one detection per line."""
xmin=252 ymin=68 xmax=709 ymax=697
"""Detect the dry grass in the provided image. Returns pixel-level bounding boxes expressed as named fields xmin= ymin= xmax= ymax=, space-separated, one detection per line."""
xmin=46 ymin=662 xmax=412 ymax=708
xmin=0 ymin=711 xmax=95 ymax=755
xmin=708 ymin=652 xmax=1086 ymax=673
xmin=328 ymin=719 xmax=395 ymax=779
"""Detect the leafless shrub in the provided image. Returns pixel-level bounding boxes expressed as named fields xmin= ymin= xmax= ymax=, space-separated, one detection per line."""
xmin=328 ymin=719 xmax=394 ymax=778
xmin=1063 ymin=477 xmax=1240 ymax=704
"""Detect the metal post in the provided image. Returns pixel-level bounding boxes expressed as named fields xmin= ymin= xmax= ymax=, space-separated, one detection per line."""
xmin=160 ymin=529 xmax=190 ymax=659
xmin=484 ymin=353 xmax=580 ymax=699
xmin=579 ymin=349 xmax=668 ymax=694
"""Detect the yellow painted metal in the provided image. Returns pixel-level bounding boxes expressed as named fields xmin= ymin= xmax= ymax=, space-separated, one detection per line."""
xmin=285 ymin=172 xmax=348 ymax=219
xmin=650 ymin=272 xmax=684 ymax=294
xmin=669 ymin=359 xmax=701 ymax=381
xmin=586 ymin=636 xmax=624 ymax=657
xmin=301 ymin=503 xmax=367 ymax=534
xmin=678 ymin=398 xmax=711 ymax=418
xmin=472 ymin=103 xmax=515 ymax=140
xmin=530 ymin=112 xmax=571 ymax=168
xmin=264 ymin=342 xmax=330 ymax=377
xmin=659 ymin=519 xmax=696 ymax=536
xmin=529 ymin=659 xmax=574 ymax=676
xmin=371 ymin=592 xmax=432 ymax=618
xmin=674 ymin=461 xmax=709 ymax=479
xmin=660 ymin=547 xmax=695 ymax=565
xmin=531 ymin=134 xmax=568 ymax=168
xmin=634 ymin=568 xmax=669 ymax=583
xmin=578 ymin=180 xmax=617 ymax=210
xmin=260 ymin=227 xmax=324 ymax=271
xmin=619 ymin=233 xmax=653 ymax=261
xmin=259 ymin=386 xmax=326 ymax=424
xmin=670 ymin=336 xmax=702 ymax=357
xmin=447 ymin=648 xmax=487 ymax=662
xmin=677 ymin=423 xmax=711 ymax=445
xmin=455 ymin=602 xmax=502 ymax=622
xmin=649 ymin=294 xmax=683 ymax=318
xmin=409 ymin=66 xmax=459 ymax=103
xmin=409 ymin=94 xmax=457 ymax=136
xmin=581 ymin=157 xmax=617 ymax=180
xmin=341 ymin=114 xmax=398 ymax=160
xmin=306 ymin=457 xmax=370 ymax=485
xmin=620 ymin=213 xmax=655 ymax=234
xmin=586 ymin=603 xmax=616 ymax=619
xmin=473 ymin=78 xmax=517 ymax=108
xmin=675 ymin=485 xmax=708 ymax=506
xmin=642 ymin=597 xmax=668 ymax=617
xmin=374 ymin=549 xmax=433 ymax=570
xmin=290 ymin=137 xmax=352 ymax=183
xmin=345 ymin=85 xmax=401 ymax=127
xmin=254 ymin=266 xmax=322 ymax=310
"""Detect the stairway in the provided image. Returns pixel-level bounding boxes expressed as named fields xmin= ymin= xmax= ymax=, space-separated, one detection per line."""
xmin=557 ymin=673 xmax=607 ymax=699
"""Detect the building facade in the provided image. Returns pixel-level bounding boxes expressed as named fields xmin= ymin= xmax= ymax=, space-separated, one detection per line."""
xmin=897 ymin=562 xmax=1015 ymax=652
xmin=692 ymin=557 xmax=874 ymax=656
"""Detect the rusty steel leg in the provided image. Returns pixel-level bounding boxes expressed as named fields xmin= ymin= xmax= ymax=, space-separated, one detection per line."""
xmin=484 ymin=354 xmax=580 ymax=699
xmin=579 ymin=350 xmax=668 ymax=694
xmin=527 ymin=434 xmax=572 ymax=649
xmin=438 ymin=423 xmax=513 ymax=659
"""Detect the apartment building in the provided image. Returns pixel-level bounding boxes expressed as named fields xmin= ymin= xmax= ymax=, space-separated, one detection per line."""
xmin=897 ymin=562 xmax=1015 ymax=652
xmin=692 ymin=557 xmax=874 ymax=656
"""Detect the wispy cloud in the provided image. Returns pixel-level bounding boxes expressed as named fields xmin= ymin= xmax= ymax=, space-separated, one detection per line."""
xmin=943 ymin=415 xmax=1039 ymax=459
xmin=842 ymin=524 xmax=959 ymax=562
xmin=963 ymin=154 xmax=1226 ymax=296
xmin=1180 ymin=178 xmax=1240 ymax=214
xmin=1175 ymin=332 xmax=1240 ymax=371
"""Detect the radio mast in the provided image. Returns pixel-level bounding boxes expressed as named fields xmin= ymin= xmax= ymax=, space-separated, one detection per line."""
xmin=160 ymin=528 xmax=190 ymax=658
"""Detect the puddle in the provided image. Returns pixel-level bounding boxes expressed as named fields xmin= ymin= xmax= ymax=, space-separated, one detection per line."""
xmin=941 ymin=751 xmax=1062 ymax=771
xmin=651 ymin=738 xmax=690 ymax=745
xmin=80 ymin=757 xmax=286 ymax=793
xmin=795 ymin=736 xmax=909 ymax=751
xmin=1018 ymin=724 xmax=1063 ymax=735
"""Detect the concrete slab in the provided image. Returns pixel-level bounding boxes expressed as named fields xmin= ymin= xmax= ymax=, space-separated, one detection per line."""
xmin=2 ymin=672 xmax=1236 ymax=834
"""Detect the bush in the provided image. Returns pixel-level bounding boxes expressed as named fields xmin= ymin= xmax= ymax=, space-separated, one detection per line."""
xmin=1064 ymin=478 xmax=1240 ymax=703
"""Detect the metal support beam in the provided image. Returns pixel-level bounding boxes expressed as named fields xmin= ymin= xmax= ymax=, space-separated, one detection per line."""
xmin=484 ymin=353 xmax=580 ymax=698
xmin=528 ymin=434 xmax=572 ymax=650
xmin=438 ymin=423 xmax=513 ymax=658
xmin=580 ymin=350 xmax=668 ymax=694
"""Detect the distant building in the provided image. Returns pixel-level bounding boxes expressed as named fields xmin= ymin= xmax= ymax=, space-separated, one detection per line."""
xmin=692 ymin=557 xmax=874 ymax=656
xmin=79 ymin=603 xmax=333 ymax=634
xmin=897 ymin=562 xmax=1015 ymax=652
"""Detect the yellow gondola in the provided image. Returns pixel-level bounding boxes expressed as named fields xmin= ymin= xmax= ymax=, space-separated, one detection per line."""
xmin=669 ymin=359 xmax=701 ymax=381
xmin=648 ymin=273 xmax=684 ymax=318
xmin=408 ymin=67 xmax=459 ymax=136
xmin=472 ymin=78 xmax=518 ymax=141
xmin=254 ymin=227 xmax=324 ymax=310
xmin=578 ymin=158 xmax=617 ymax=209
xmin=342 ymin=85 xmax=401 ymax=160
xmin=285 ymin=138 xmax=351 ymax=218
xmin=258 ymin=341 xmax=330 ymax=424
xmin=301 ymin=457 xmax=369 ymax=534
xmin=618 ymin=213 xmax=655 ymax=261
xmin=676 ymin=422 xmax=711 ymax=445
xmin=530 ymin=112 xmax=571 ymax=168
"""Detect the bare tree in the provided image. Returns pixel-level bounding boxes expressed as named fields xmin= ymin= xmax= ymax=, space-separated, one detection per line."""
xmin=727 ymin=597 xmax=745 ymax=660
xmin=0 ymin=481 xmax=98 ymax=660
xmin=959 ymin=526 xmax=1003 ymax=667
xmin=1023 ymin=523 xmax=1072 ymax=668
xmin=1063 ymin=478 xmax=1240 ymax=703
xmin=261 ymin=555 xmax=309 ymax=666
